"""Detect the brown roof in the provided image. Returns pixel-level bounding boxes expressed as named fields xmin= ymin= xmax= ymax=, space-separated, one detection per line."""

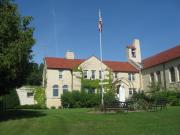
xmin=103 ymin=61 xmax=138 ymax=72
xmin=127 ymin=45 xmax=136 ymax=49
xmin=143 ymin=45 xmax=180 ymax=69
xmin=45 ymin=57 xmax=139 ymax=73
xmin=45 ymin=57 xmax=84 ymax=70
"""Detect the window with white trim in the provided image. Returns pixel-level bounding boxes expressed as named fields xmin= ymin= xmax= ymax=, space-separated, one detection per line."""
xmin=128 ymin=73 xmax=135 ymax=81
xmin=91 ymin=70 xmax=96 ymax=79
xmin=85 ymin=88 xmax=96 ymax=94
xmin=115 ymin=72 xmax=118 ymax=79
xmin=53 ymin=85 xmax=59 ymax=97
xmin=27 ymin=92 xmax=33 ymax=98
xmin=59 ymin=70 xmax=63 ymax=79
xmin=129 ymin=89 xmax=133 ymax=95
xmin=178 ymin=65 xmax=180 ymax=81
xmin=83 ymin=70 xmax=88 ymax=79
xmin=63 ymin=85 xmax=68 ymax=94
xmin=129 ymin=88 xmax=136 ymax=95
xmin=99 ymin=70 xmax=102 ymax=79
xmin=150 ymin=73 xmax=154 ymax=83
xmin=169 ymin=67 xmax=175 ymax=82
xmin=156 ymin=71 xmax=161 ymax=83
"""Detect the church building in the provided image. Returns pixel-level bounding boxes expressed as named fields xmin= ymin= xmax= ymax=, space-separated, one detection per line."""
xmin=43 ymin=39 xmax=180 ymax=108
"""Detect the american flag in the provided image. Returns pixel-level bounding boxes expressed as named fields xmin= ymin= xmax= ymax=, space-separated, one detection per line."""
xmin=98 ymin=10 xmax=103 ymax=32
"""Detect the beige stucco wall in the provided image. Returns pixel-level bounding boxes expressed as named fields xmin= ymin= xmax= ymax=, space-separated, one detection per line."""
xmin=79 ymin=56 xmax=109 ymax=80
xmin=45 ymin=68 xmax=73 ymax=108
xmin=114 ymin=72 xmax=141 ymax=99
xmin=142 ymin=58 xmax=180 ymax=91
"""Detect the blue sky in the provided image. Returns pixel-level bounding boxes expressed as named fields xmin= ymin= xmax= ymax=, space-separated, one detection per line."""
xmin=16 ymin=0 xmax=180 ymax=64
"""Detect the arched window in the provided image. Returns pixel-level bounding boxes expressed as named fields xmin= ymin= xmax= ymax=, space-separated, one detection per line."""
xmin=53 ymin=85 xmax=59 ymax=97
xmin=150 ymin=73 xmax=154 ymax=83
xmin=63 ymin=85 xmax=68 ymax=94
xmin=178 ymin=65 xmax=180 ymax=81
xmin=169 ymin=67 xmax=175 ymax=82
xmin=156 ymin=71 xmax=161 ymax=83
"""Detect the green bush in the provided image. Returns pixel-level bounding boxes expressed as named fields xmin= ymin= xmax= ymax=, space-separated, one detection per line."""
xmin=50 ymin=106 xmax=56 ymax=109
xmin=127 ymin=91 xmax=151 ymax=111
xmin=150 ymin=91 xmax=180 ymax=106
xmin=15 ymin=104 xmax=47 ymax=109
xmin=166 ymin=91 xmax=180 ymax=106
xmin=104 ymin=91 xmax=117 ymax=105
xmin=147 ymin=83 xmax=180 ymax=106
xmin=128 ymin=89 xmax=180 ymax=111
xmin=61 ymin=91 xmax=101 ymax=108
xmin=34 ymin=87 xmax=45 ymax=107
xmin=0 ymin=90 xmax=20 ymax=110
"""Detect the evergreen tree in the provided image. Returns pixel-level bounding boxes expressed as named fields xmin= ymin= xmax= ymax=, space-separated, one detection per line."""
xmin=0 ymin=0 xmax=35 ymax=95
xmin=25 ymin=63 xmax=44 ymax=86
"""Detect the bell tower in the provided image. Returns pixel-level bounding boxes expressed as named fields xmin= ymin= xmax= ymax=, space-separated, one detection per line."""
xmin=127 ymin=39 xmax=142 ymax=63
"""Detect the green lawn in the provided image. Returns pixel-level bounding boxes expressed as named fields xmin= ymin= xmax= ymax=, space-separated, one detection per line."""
xmin=0 ymin=107 xmax=180 ymax=135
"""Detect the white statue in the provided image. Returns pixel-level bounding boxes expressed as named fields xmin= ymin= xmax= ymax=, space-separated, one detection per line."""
xmin=119 ymin=83 xmax=125 ymax=102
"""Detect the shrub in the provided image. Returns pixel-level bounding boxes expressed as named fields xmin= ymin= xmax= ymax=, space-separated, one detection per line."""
xmin=147 ymin=83 xmax=180 ymax=106
xmin=33 ymin=87 xmax=45 ymax=107
xmin=150 ymin=90 xmax=180 ymax=106
xmin=15 ymin=104 xmax=47 ymax=109
xmin=61 ymin=91 xmax=101 ymax=108
xmin=50 ymin=106 xmax=56 ymax=109
xmin=104 ymin=91 xmax=117 ymax=105
xmin=0 ymin=90 xmax=20 ymax=110
xmin=166 ymin=91 xmax=180 ymax=106
xmin=127 ymin=91 xmax=151 ymax=111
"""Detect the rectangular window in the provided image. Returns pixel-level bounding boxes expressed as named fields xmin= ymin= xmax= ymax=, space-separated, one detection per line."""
xmin=129 ymin=88 xmax=136 ymax=95
xmin=84 ymin=88 xmax=95 ymax=94
xmin=27 ymin=92 xmax=33 ymax=97
xmin=91 ymin=70 xmax=96 ymax=79
xmin=99 ymin=71 xmax=102 ymax=79
xmin=129 ymin=88 xmax=133 ymax=95
xmin=89 ymin=88 xmax=96 ymax=94
xmin=115 ymin=72 xmax=118 ymax=79
xmin=133 ymin=88 xmax=137 ymax=94
xmin=128 ymin=73 xmax=131 ymax=81
xmin=132 ymin=73 xmax=135 ymax=81
xmin=150 ymin=73 xmax=154 ymax=83
xmin=63 ymin=85 xmax=68 ymax=94
xmin=53 ymin=85 xmax=59 ymax=97
xmin=169 ymin=67 xmax=175 ymax=82
xmin=83 ymin=70 xmax=88 ymax=79
xmin=53 ymin=89 xmax=58 ymax=97
xmin=128 ymin=73 xmax=135 ymax=81
xmin=156 ymin=71 xmax=161 ymax=83
xmin=59 ymin=70 xmax=63 ymax=79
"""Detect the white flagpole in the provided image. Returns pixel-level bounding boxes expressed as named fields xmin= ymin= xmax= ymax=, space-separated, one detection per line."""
xmin=99 ymin=9 xmax=104 ymax=108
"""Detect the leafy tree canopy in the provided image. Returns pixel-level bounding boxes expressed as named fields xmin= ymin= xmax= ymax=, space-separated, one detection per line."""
xmin=0 ymin=0 xmax=35 ymax=95
xmin=25 ymin=63 xmax=44 ymax=86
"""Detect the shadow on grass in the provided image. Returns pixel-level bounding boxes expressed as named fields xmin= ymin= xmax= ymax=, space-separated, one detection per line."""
xmin=0 ymin=109 xmax=46 ymax=122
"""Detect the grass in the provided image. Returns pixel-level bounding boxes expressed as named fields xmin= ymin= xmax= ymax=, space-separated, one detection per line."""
xmin=0 ymin=107 xmax=180 ymax=135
